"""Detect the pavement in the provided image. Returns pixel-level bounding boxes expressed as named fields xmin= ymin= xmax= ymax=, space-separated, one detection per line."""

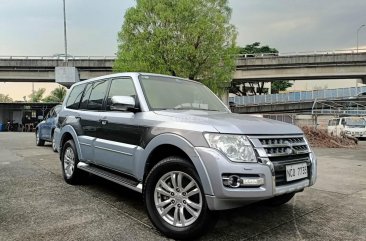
xmin=0 ymin=132 xmax=365 ymax=241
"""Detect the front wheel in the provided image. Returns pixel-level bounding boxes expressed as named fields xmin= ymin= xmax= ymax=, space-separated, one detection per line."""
xmin=144 ymin=157 xmax=217 ymax=240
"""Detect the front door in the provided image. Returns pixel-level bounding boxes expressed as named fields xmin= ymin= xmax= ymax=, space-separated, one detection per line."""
xmin=93 ymin=77 xmax=142 ymax=174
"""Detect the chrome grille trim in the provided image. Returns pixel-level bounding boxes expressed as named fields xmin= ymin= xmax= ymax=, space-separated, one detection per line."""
xmin=248 ymin=135 xmax=310 ymax=157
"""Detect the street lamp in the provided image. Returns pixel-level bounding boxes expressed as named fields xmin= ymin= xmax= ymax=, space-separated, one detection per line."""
xmin=357 ymin=24 xmax=365 ymax=53
xmin=63 ymin=0 xmax=68 ymax=63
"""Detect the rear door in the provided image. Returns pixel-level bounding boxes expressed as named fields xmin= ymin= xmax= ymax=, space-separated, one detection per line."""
xmin=78 ymin=80 xmax=110 ymax=163
xmin=93 ymin=77 xmax=142 ymax=174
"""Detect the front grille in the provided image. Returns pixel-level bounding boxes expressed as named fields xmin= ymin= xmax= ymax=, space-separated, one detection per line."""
xmin=249 ymin=135 xmax=311 ymax=187
xmin=258 ymin=136 xmax=309 ymax=157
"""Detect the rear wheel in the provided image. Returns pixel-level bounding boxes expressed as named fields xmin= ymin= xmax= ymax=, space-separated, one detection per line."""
xmin=61 ymin=139 xmax=86 ymax=184
xmin=36 ymin=129 xmax=45 ymax=146
xmin=51 ymin=133 xmax=57 ymax=152
xmin=144 ymin=157 xmax=217 ymax=240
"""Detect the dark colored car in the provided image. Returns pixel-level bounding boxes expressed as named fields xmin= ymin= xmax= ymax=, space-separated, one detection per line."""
xmin=35 ymin=105 xmax=61 ymax=152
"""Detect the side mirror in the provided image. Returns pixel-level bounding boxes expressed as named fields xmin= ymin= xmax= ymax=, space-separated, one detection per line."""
xmin=110 ymin=96 xmax=136 ymax=112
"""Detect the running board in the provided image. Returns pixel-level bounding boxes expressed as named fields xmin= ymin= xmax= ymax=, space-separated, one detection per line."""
xmin=77 ymin=162 xmax=143 ymax=193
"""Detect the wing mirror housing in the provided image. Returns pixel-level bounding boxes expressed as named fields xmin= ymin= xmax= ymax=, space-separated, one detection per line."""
xmin=110 ymin=96 xmax=137 ymax=112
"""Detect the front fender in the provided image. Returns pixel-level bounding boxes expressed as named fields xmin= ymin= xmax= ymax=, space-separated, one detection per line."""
xmin=135 ymin=133 xmax=214 ymax=196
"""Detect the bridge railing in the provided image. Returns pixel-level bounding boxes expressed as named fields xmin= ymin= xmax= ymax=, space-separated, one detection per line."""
xmin=230 ymin=86 xmax=366 ymax=106
xmin=0 ymin=56 xmax=116 ymax=60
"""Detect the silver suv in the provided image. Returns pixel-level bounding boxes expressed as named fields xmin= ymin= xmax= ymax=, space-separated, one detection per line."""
xmin=55 ymin=73 xmax=317 ymax=239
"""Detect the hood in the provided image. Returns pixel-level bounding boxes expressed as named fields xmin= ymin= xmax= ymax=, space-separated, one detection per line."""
xmin=154 ymin=110 xmax=303 ymax=135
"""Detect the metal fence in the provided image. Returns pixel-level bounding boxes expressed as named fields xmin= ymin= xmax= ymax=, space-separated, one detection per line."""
xmin=229 ymin=86 xmax=366 ymax=106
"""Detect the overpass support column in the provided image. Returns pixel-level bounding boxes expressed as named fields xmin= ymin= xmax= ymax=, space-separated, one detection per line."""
xmin=55 ymin=67 xmax=80 ymax=88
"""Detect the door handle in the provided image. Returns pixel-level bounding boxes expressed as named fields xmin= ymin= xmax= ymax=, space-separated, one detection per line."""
xmin=100 ymin=119 xmax=108 ymax=125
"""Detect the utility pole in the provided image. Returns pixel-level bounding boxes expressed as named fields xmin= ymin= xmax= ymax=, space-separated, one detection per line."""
xmin=63 ymin=0 xmax=68 ymax=63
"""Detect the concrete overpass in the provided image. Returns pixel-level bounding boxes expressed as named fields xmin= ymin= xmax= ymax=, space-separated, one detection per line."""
xmin=234 ymin=52 xmax=366 ymax=84
xmin=1 ymin=52 xmax=366 ymax=84
xmin=0 ymin=56 xmax=114 ymax=82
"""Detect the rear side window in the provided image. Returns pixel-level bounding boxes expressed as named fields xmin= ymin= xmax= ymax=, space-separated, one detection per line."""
xmin=87 ymin=80 xmax=109 ymax=110
xmin=79 ymin=83 xmax=93 ymax=110
xmin=66 ymin=84 xmax=85 ymax=109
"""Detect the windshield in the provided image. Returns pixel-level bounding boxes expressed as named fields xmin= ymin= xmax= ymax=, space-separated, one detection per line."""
xmin=345 ymin=118 xmax=366 ymax=127
xmin=139 ymin=75 xmax=229 ymax=112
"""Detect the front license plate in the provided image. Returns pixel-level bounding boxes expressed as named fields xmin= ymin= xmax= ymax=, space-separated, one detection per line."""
xmin=286 ymin=163 xmax=307 ymax=181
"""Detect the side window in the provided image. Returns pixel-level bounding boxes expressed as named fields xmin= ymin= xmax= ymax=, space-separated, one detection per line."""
xmin=66 ymin=84 xmax=85 ymax=109
xmin=106 ymin=78 xmax=137 ymax=110
xmin=87 ymin=80 xmax=109 ymax=110
xmin=79 ymin=83 xmax=93 ymax=110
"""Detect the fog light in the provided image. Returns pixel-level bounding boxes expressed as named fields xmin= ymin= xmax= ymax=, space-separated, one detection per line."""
xmin=222 ymin=175 xmax=265 ymax=188
xmin=228 ymin=175 xmax=240 ymax=188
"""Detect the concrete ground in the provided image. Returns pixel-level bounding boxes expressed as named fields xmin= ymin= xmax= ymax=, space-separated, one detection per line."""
xmin=0 ymin=132 xmax=365 ymax=241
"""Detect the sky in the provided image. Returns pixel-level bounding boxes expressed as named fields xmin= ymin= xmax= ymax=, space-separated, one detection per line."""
xmin=1 ymin=0 xmax=366 ymax=100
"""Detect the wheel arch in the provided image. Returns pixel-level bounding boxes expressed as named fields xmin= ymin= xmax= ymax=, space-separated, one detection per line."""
xmin=137 ymin=133 xmax=214 ymax=196
xmin=58 ymin=125 xmax=82 ymax=161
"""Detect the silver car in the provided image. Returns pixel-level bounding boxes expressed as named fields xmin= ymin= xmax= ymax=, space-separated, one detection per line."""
xmin=55 ymin=73 xmax=317 ymax=239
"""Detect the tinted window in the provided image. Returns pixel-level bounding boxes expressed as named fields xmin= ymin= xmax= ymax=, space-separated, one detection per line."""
xmin=66 ymin=84 xmax=85 ymax=109
xmin=79 ymin=83 xmax=93 ymax=110
xmin=107 ymin=78 xmax=136 ymax=109
xmin=87 ymin=80 xmax=109 ymax=110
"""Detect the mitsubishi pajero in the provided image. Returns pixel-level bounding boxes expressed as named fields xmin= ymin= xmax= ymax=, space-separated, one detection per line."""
xmin=55 ymin=73 xmax=317 ymax=239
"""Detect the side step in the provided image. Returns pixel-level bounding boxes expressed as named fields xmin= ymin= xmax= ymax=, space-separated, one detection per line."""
xmin=77 ymin=162 xmax=143 ymax=193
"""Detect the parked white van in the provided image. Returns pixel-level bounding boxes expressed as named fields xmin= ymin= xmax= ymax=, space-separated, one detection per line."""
xmin=327 ymin=117 xmax=366 ymax=139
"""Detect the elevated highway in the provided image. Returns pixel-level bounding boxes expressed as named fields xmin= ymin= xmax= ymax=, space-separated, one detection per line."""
xmin=0 ymin=56 xmax=114 ymax=82
xmin=1 ymin=52 xmax=366 ymax=84
xmin=234 ymin=52 xmax=366 ymax=84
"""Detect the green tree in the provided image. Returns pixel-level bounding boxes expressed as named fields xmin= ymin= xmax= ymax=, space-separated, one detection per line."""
xmin=28 ymin=88 xmax=46 ymax=103
xmin=232 ymin=42 xmax=292 ymax=95
xmin=238 ymin=42 xmax=278 ymax=55
xmin=0 ymin=94 xmax=13 ymax=103
xmin=271 ymin=80 xmax=293 ymax=94
xmin=114 ymin=0 xmax=237 ymax=94
xmin=43 ymin=86 xmax=67 ymax=103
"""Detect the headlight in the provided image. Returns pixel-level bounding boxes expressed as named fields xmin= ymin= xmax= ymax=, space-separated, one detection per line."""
xmin=204 ymin=133 xmax=256 ymax=163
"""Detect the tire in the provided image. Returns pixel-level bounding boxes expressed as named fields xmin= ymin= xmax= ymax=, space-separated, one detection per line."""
xmin=264 ymin=192 xmax=295 ymax=206
xmin=36 ymin=129 xmax=45 ymax=146
xmin=51 ymin=133 xmax=58 ymax=152
xmin=143 ymin=157 xmax=217 ymax=240
xmin=61 ymin=139 xmax=86 ymax=185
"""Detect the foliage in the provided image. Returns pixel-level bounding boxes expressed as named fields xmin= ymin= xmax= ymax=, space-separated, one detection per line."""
xmin=114 ymin=0 xmax=237 ymax=94
xmin=43 ymin=86 xmax=67 ymax=103
xmin=271 ymin=81 xmax=293 ymax=94
xmin=28 ymin=88 xmax=46 ymax=103
xmin=0 ymin=94 xmax=13 ymax=103
xmin=238 ymin=42 xmax=278 ymax=55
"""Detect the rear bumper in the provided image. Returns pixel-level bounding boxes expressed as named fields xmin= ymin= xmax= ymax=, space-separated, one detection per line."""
xmin=195 ymin=147 xmax=317 ymax=210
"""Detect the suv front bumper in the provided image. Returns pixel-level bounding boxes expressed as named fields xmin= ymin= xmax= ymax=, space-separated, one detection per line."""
xmin=195 ymin=147 xmax=317 ymax=210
